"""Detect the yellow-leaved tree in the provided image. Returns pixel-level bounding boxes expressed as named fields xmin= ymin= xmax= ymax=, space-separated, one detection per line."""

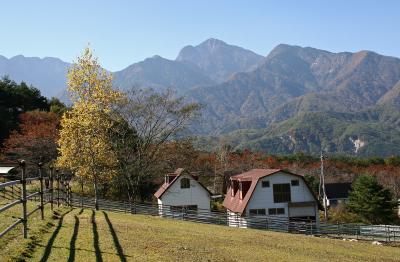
xmin=57 ymin=47 xmax=123 ymax=210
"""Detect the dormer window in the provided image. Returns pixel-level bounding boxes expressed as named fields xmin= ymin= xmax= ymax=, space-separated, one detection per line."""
xmin=240 ymin=181 xmax=251 ymax=199
xmin=262 ymin=181 xmax=270 ymax=188
xmin=232 ymin=180 xmax=239 ymax=196
xmin=180 ymin=178 xmax=190 ymax=189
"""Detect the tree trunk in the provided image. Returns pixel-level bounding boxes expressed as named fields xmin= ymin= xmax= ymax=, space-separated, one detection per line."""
xmin=94 ymin=177 xmax=99 ymax=210
xmin=127 ymin=184 xmax=137 ymax=214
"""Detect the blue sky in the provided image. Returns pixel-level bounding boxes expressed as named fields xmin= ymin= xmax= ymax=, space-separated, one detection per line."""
xmin=1 ymin=1 xmax=399 ymax=71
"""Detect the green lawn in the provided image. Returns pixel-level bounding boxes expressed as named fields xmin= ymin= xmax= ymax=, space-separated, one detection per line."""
xmin=1 ymin=206 xmax=400 ymax=261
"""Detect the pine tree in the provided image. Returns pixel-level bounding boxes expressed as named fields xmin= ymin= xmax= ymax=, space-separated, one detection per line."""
xmin=348 ymin=175 xmax=396 ymax=224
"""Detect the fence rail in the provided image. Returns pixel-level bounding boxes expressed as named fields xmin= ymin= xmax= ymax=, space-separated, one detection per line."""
xmin=2 ymin=163 xmax=399 ymax=243
xmin=69 ymin=194 xmax=400 ymax=243
xmin=0 ymin=161 xmax=71 ymax=239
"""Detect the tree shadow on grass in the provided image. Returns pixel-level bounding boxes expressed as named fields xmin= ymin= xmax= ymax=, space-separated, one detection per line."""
xmin=102 ymin=211 xmax=127 ymax=262
xmin=67 ymin=215 xmax=80 ymax=262
xmin=91 ymin=210 xmax=103 ymax=262
xmin=40 ymin=209 xmax=73 ymax=262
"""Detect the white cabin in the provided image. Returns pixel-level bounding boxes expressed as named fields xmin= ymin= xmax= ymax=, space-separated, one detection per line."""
xmin=223 ymin=169 xmax=321 ymax=229
xmin=154 ymin=168 xmax=211 ymax=216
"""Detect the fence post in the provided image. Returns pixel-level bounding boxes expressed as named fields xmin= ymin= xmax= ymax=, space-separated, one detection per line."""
xmin=69 ymin=179 xmax=73 ymax=207
xmin=1 ymin=177 xmax=4 ymax=198
xmin=81 ymin=180 xmax=84 ymax=208
xmin=64 ymin=177 xmax=68 ymax=206
xmin=60 ymin=173 xmax=64 ymax=205
xmin=386 ymin=225 xmax=389 ymax=242
xmin=356 ymin=225 xmax=359 ymax=240
xmin=337 ymin=222 xmax=340 ymax=238
xmin=38 ymin=161 xmax=44 ymax=220
xmin=20 ymin=160 xmax=28 ymax=239
xmin=56 ymin=170 xmax=60 ymax=207
xmin=50 ymin=167 xmax=54 ymax=210
xmin=66 ymin=179 xmax=69 ymax=206
xmin=65 ymin=180 xmax=68 ymax=206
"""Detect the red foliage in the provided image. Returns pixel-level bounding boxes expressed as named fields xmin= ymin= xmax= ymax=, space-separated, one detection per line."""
xmin=2 ymin=111 xmax=60 ymax=164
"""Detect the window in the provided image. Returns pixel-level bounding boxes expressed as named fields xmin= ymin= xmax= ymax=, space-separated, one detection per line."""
xmin=268 ymin=208 xmax=285 ymax=215
xmin=170 ymin=205 xmax=198 ymax=212
xmin=273 ymin=183 xmax=291 ymax=203
xmin=291 ymin=180 xmax=299 ymax=186
xmin=170 ymin=205 xmax=183 ymax=212
xmin=262 ymin=181 xmax=270 ymax=188
xmin=186 ymin=205 xmax=198 ymax=211
xmin=249 ymin=209 xmax=266 ymax=216
xmin=232 ymin=180 xmax=239 ymax=196
xmin=180 ymin=178 xmax=190 ymax=189
xmin=240 ymin=181 xmax=251 ymax=199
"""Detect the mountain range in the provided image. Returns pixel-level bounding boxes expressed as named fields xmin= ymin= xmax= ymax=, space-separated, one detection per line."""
xmin=1 ymin=38 xmax=400 ymax=157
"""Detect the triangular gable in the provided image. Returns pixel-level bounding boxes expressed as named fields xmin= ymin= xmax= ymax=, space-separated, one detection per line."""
xmin=154 ymin=168 xmax=211 ymax=199
xmin=223 ymin=169 xmax=321 ymax=215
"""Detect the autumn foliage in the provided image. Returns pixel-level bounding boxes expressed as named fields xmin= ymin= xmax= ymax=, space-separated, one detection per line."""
xmin=56 ymin=47 xmax=123 ymax=209
xmin=2 ymin=111 xmax=59 ymax=164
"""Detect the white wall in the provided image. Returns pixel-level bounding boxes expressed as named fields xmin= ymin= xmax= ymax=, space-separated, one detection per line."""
xmin=227 ymin=209 xmax=247 ymax=228
xmin=159 ymin=174 xmax=210 ymax=211
xmin=398 ymin=199 xmax=400 ymax=218
xmin=245 ymin=172 xmax=316 ymax=218
xmin=289 ymin=206 xmax=316 ymax=217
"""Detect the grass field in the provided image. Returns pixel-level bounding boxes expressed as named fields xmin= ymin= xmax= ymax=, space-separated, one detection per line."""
xmin=1 ymin=205 xmax=400 ymax=262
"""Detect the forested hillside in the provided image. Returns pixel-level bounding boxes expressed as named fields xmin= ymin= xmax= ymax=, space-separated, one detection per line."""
xmin=2 ymin=39 xmax=400 ymax=156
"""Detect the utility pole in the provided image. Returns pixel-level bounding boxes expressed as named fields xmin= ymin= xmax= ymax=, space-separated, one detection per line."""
xmin=319 ymin=151 xmax=328 ymax=221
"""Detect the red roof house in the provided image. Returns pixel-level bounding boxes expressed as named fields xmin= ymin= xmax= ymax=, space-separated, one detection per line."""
xmin=223 ymin=169 xmax=320 ymax=228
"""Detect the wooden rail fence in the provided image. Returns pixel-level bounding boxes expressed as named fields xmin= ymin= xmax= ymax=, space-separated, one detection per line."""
xmin=0 ymin=160 xmax=71 ymax=239
xmin=67 ymin=195 xmax=400 ymax=243
xmin=1 ymin=162 xmax=399 ymax=243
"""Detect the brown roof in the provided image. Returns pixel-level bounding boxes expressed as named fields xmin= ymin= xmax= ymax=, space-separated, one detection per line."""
xmin=230 ymin=169 xmax=282 ymax=181
xmin=154 ymin=168 xmax=211 ymax=199
xmin=223 ymin=169 xmax=319 ymax=215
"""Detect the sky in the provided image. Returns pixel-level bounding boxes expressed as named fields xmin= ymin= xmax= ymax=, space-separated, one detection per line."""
xmin=1 ymin=0 xmax=399 ymax=71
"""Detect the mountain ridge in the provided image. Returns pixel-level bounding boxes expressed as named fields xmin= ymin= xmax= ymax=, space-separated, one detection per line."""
xmin=1 ymin=39 xmax=400 ymax=157
xmin=176 ymin=38 xmax=264 ymax=82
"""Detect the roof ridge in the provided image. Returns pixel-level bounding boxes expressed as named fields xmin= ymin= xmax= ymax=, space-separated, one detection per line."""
xmin=154 ymin=169 xmax=211 ymax=199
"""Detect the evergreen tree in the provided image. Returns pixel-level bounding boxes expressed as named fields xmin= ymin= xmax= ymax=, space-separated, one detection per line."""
xmin=0 ymin=77 xmax=49 ymax=143
xmin=348 ymin=175 xmax=396 ymax=224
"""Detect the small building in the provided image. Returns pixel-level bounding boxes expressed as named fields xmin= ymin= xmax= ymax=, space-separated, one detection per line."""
xmin=0 ymin=166 xmax=17 ymax=174
xmin=154 ymin=168 xmax=211 ymax=215
xmin=223 ymin=169 xmax=320 ymax=229
xmin=0 ymin=166 xmax=17 ymax=182
xmin=324 ymin=182 xmax=352 ymax=207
